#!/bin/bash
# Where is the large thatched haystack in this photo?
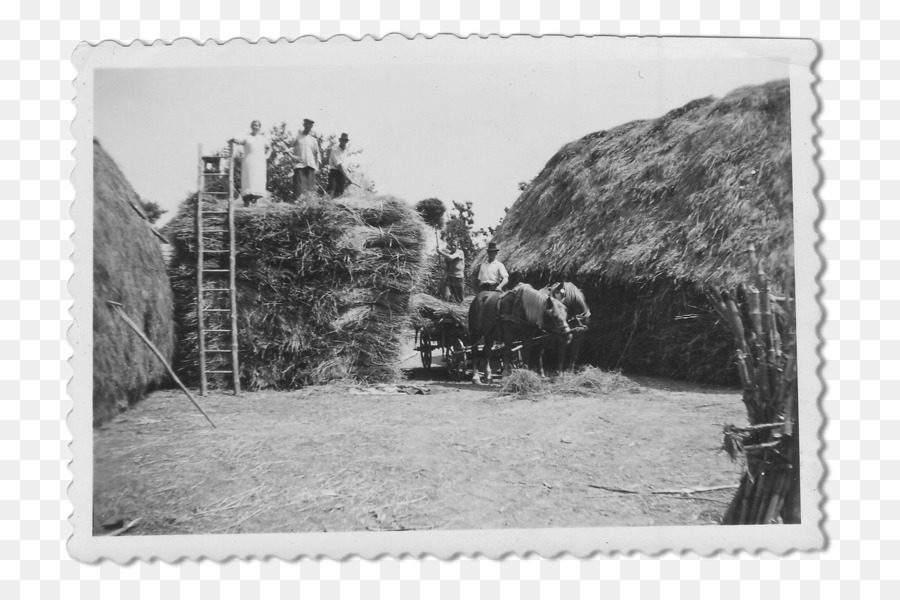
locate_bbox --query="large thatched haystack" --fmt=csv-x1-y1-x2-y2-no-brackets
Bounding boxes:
93,140,175,425
492,79,793,384
166,194,427,389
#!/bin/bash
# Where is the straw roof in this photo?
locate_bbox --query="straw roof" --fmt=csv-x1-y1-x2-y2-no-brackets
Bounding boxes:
93,140,175,425
494,79,793,290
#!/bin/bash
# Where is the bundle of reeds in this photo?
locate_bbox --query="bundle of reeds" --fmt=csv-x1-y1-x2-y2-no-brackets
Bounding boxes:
93,140,175,424
705,244,799,524
167,195,426,389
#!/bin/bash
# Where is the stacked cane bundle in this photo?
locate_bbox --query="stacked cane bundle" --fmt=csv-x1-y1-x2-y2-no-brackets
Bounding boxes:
705,244,799,525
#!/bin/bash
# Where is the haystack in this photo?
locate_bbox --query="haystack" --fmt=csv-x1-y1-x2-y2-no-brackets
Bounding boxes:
491,79,793,384
93,140,175,425
409,293,469,332
166,194,427,389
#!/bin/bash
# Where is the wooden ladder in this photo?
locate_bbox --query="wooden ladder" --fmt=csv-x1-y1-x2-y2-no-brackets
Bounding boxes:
195,142,240,395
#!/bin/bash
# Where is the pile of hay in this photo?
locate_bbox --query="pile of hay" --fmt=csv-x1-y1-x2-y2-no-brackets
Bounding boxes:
93,140,175,425
553,367,641,396
409,293,470,332
498,367,638,399
497,369,545,399
166,195,427,389
491,79,794,384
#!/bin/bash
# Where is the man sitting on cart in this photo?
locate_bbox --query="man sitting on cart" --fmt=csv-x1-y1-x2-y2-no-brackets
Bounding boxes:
475,241,509,293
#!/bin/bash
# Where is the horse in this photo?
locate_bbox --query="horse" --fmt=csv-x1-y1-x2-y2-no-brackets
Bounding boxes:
467,284,570,384
525,282,592,376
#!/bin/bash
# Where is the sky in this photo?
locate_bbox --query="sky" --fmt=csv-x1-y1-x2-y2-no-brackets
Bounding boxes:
93,38,788,229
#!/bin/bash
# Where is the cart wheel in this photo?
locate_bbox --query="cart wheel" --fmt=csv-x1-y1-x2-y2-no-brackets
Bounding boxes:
420,333,432,370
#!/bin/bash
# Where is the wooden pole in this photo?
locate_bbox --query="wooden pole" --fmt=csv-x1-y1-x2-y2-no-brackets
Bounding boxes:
107,301,216,428
196,144,207,396
227,141,241,395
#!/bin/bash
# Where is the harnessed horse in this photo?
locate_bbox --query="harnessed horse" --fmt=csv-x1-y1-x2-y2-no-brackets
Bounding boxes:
467,284,570,384
524,282,591,376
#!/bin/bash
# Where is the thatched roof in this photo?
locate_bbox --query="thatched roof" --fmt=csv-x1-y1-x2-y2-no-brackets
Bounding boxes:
493,79,793,289
93,140,175,425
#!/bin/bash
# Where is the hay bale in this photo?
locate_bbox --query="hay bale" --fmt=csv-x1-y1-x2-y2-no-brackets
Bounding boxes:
490,79,793,384
93,140,175,425
166,195,427,389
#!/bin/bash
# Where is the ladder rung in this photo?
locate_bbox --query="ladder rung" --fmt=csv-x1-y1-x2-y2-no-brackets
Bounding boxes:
206,370,235,374
202,269,230,273
204,308,231,312
202,210,229,215
205,349,232,353
206,329,231,332
203,250,230,254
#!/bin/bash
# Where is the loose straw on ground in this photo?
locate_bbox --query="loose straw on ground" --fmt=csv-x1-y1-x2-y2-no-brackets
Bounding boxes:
107,300,216,428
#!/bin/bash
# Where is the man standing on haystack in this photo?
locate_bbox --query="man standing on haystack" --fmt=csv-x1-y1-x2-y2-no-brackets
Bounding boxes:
475,241,509,292
326,133,352,198
291,118,320,201
437,239,465,302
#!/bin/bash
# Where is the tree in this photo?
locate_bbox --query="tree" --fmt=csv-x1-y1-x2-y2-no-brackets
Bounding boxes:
139,199,166,224
414,198,492,298
414,198,447,232
414,198,448,298
443,201,477,259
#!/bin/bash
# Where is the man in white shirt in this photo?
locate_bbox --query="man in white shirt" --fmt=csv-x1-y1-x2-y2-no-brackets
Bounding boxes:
291,118,320,201
437,239,465,302
476,242,509,293
326,133,351,198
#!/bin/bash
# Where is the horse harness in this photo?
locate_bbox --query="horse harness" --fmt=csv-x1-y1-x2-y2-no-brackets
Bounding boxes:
495,291,570,339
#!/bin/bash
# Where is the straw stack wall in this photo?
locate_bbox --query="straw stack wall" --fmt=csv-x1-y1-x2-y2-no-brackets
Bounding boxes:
93,140,175,424
166,194,427,389
490,79,794,384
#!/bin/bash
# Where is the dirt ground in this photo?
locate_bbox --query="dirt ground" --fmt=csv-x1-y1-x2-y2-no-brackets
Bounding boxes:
93,347,749,536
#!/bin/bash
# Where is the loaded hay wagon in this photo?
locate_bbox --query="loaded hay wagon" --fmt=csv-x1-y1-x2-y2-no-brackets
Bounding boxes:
410,289,571,382
410,293,470,380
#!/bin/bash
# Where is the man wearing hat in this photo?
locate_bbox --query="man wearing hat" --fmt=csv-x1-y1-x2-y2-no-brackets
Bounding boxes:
326,133,352,198
290,118,320,201
476,241,509,292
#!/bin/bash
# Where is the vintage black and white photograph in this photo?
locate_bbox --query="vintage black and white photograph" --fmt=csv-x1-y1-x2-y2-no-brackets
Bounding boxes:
69,36,821,560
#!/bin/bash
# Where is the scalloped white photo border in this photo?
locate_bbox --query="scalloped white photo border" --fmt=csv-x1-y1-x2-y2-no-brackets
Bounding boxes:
68,35,823,562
